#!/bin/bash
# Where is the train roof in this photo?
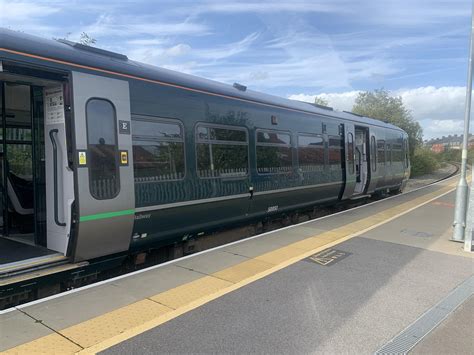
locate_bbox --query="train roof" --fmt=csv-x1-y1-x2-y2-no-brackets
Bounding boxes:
1,28,404,132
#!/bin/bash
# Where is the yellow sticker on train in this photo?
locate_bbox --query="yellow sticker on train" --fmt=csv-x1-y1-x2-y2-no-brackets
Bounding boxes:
121,151,128,165
78,151,87,165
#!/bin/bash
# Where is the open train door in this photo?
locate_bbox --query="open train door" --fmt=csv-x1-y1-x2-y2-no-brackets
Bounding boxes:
71,72,135,262
341,123,356,200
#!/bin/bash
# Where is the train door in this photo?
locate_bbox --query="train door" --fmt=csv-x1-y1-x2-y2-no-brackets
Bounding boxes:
71,72,135,262
366,132,378,193
353,126,369,195
341,123,356,200
0,82,41,242
0,75,71,271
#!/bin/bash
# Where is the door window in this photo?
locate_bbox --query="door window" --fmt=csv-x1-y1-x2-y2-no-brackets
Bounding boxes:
86,99,120,199
347,133,354,174
371,136,376,172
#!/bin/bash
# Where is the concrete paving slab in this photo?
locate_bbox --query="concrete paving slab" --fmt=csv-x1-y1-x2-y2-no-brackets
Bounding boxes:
20,283,144,330
411,295,474,355
255,226,326,247
109,264,205,300
0,310,52,351
102,236,472,355
175,250,249,275
363,191,473,258
222,235,290,258
306,178,456,233
10,265,203,338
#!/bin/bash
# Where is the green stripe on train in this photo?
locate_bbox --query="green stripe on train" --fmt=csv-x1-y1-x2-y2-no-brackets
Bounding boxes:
79,209,135,222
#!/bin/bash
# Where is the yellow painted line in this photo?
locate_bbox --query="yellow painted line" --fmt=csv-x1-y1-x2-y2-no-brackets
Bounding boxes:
213,258,274,283
150,276,233,309
4,180,457,355
61,300,172,349
3,333,82,354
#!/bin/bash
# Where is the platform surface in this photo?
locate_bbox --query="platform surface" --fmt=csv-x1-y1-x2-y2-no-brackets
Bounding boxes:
1,176,472,354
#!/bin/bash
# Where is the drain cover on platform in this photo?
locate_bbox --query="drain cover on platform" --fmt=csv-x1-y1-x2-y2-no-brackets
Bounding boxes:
306,248,351,266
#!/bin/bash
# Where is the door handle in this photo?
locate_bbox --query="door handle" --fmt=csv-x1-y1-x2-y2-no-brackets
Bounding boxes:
49,129,66,227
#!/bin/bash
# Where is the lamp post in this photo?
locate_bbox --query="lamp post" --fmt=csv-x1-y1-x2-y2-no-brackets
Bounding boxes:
453,1,474,242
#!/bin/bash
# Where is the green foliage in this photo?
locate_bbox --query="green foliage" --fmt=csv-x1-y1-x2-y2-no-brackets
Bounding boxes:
314,96,329,107
435,148,461,163
434,147,474,165
352,89,423,158
410,148,440,177
8,146,33,177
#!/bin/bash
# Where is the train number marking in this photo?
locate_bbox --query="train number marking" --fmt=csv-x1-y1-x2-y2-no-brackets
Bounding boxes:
267,205,279,213
119,120,131,134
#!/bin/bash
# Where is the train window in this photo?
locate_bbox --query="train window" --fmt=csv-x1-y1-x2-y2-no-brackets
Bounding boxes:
196,124,248,178
347,133,354,174
297,134,324,171
377,140,385,164
371,136,376,172
86,99,120,200
392,143,403,162
328,136,342,166
132,117,185,181
256,130,292,174
132,120,182,139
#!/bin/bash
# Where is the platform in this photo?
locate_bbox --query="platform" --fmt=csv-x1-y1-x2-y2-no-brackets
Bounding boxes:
1,175,472,354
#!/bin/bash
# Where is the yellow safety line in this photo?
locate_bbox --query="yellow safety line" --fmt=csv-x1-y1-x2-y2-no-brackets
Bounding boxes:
3,180,457,355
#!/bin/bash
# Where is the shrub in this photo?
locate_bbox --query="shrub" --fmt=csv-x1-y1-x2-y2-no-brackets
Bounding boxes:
411,148,440,177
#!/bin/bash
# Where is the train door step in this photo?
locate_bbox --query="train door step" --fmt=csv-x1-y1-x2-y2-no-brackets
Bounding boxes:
350,194,371,201
0,238,67,277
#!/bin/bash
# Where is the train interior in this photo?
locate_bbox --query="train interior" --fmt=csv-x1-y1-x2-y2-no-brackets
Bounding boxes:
0,71,68,276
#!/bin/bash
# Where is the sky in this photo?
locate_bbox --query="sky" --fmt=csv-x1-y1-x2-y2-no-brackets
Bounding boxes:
1,0,472,139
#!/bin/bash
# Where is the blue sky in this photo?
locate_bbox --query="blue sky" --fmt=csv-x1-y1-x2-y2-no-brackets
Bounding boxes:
1,0,472,138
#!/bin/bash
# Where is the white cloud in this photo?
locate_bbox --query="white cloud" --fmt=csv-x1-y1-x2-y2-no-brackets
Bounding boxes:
78,15,210,39
127,38,168,46
0,1,59,20
396,86,465,122
288,86,469,139
193,32,260,60
0,0,61,35
419,119,465,139
179,1,349,15
288,91,360,112
163,43,192,57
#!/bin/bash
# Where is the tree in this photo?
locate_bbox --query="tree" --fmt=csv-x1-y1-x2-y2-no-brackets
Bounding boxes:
314,96,329,107
352,89,422,157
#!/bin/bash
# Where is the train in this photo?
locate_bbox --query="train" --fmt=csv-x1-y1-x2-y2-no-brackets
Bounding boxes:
0,29,409,304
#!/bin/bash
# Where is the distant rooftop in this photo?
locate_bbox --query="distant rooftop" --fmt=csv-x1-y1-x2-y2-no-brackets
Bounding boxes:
425,133,473,145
